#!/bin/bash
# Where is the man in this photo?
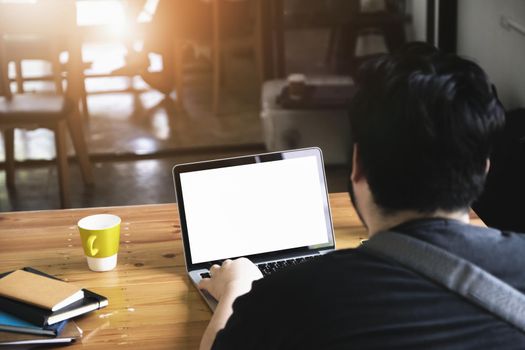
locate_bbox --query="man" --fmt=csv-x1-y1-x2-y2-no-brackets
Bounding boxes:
199,43,525,349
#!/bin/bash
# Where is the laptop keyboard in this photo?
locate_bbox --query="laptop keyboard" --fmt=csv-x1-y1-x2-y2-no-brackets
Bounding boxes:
257,256,318,276
200,255,318,279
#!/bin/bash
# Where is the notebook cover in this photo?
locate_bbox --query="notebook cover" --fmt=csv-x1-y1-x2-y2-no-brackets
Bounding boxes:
0,320,81,345
0,310,66,336
0,269,83,311
0,268,108,327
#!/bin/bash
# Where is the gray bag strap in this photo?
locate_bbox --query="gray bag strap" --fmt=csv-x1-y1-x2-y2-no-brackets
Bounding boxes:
362,231,525,333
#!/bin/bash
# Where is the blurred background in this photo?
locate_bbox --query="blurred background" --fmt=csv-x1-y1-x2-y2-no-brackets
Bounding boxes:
0,0,524,223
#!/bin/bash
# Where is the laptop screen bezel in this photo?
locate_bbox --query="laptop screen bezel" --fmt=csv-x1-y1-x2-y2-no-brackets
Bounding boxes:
172,147,336,270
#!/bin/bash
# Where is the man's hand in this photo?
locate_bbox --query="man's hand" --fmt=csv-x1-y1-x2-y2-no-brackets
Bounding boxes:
198,258,264,350
198,257,263,301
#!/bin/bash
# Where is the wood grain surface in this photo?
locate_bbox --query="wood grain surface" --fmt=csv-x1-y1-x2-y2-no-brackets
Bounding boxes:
0,193,483,349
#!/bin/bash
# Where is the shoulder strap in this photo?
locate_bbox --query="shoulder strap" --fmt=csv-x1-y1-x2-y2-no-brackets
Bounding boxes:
362,231,525,333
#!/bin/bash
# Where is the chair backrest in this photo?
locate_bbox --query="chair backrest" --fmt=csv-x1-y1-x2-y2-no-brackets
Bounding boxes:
0,0,81,99
0,31,10,98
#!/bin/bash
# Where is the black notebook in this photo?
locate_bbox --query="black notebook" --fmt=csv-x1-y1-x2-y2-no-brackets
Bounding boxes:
0,267,108,327
0,320,82,346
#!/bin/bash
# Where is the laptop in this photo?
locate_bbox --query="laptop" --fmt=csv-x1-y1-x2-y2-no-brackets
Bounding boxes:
172,147,335,310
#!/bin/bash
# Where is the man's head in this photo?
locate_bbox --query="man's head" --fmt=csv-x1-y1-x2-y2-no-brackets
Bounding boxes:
348,42,505,218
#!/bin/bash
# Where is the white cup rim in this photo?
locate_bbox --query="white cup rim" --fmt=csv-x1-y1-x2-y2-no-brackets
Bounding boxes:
78,214,121,231
287,73,306,83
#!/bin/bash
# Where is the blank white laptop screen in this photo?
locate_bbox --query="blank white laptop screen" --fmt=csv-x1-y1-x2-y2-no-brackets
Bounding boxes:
180,155,330,264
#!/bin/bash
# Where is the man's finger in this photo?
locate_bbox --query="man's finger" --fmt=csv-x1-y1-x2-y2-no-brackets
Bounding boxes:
198,277,210,290
210,264,220,275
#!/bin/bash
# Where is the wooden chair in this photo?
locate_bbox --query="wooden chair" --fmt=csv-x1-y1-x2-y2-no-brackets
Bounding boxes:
0,0,94,208
5,38,64,95
325,0,408,75
3,35,90,119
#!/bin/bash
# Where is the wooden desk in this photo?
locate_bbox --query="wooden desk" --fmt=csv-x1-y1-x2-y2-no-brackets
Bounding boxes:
0,193,483,348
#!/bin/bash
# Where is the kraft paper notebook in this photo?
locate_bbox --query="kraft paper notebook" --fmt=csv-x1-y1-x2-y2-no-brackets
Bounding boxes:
0,269,84,312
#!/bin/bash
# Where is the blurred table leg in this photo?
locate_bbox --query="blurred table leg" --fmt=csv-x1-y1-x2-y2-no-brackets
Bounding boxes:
260,0,285,80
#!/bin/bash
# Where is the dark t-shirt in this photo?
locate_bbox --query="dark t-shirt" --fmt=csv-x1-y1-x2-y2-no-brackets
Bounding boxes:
212,219,525,349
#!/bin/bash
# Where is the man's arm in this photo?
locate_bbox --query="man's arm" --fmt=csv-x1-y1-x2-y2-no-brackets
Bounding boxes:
198,258,263,350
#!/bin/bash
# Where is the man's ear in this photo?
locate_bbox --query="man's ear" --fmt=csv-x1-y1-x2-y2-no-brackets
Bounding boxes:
351,143,364,182
485,158,491,174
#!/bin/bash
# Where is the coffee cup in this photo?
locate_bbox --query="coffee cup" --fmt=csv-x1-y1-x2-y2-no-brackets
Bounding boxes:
78,214,121,272
287,73,306,100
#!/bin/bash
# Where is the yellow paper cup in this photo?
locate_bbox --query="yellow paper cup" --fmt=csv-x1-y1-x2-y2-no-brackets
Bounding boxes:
78,214,121,272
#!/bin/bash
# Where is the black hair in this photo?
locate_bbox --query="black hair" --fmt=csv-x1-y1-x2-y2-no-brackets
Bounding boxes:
348,42,505,214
